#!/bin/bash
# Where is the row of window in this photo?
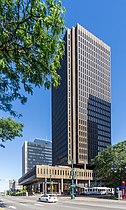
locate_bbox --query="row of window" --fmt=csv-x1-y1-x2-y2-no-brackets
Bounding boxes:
88,98,110,110
88,104,110,117
79,70,110,89
89,125,110,134
98,124,111,133
79,113,87,120
88,110,110,122
79,125,87,131
98,141,110,147
78,75,110,89
78,83,110,98
78,79,110,95
78,131,87,137
78,30,110,55
79,142,87,148
78,59,110,73
98,130,111,138
79,76,110,92
79,149,88,155
37,167,92,178
78,69,110,83
79,93,110,106
78,46,110,67
78,46,110,64
98,136,110,142
79,63,110,80
79,137,87,143
28,144,52,148
98,146,107,151
79,107,87,115
79,154,88,160
88,116,110,127
79,119,87,125
28,152,52,156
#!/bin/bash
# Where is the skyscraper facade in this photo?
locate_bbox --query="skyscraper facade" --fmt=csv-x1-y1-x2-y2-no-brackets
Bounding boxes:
52,24,111,168
22,139,52,175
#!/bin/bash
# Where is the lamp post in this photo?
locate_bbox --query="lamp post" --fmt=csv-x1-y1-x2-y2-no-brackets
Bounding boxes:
71,159,75,199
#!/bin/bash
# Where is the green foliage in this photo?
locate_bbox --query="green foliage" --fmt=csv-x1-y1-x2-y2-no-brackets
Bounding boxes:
16,186,27,195
92,140,126,187
0,0,65,147
9,190,14,196
0,117,23,147
0,0,65,114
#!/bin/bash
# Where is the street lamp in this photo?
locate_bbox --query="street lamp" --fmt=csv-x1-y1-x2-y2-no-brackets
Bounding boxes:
71,159,75,199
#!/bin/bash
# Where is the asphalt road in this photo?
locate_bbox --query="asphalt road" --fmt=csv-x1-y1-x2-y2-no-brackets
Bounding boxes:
0,195,126,210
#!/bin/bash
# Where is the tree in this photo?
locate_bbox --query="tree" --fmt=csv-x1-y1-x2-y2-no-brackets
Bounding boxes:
16,186,27,195
0,0,65,146
0,0,65,114
92,140,126,187
0,117,23,147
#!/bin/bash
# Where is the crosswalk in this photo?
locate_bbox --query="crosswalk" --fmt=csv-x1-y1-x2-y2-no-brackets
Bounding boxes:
8,206,16,209
34,203,44,207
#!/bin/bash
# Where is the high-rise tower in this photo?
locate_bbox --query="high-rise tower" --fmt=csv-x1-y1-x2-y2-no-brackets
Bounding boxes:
52,24,111,168
22,139,52,175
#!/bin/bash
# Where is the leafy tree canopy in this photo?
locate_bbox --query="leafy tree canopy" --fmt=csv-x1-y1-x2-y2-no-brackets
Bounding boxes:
0,117,23,147
0,0,65,115
92,140,126,187
0,0,65,147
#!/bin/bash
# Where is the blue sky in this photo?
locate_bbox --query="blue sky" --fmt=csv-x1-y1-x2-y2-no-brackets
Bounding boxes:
0,0,126,191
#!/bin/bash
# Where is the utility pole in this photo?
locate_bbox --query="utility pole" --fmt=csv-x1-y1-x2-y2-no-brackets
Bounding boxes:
71,159,75,199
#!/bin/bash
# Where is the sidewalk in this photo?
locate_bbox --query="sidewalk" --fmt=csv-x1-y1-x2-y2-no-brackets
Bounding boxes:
59,195,126,203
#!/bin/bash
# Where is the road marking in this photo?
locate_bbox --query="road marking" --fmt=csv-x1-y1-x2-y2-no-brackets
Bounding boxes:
9,206,16,209
34,203,44,207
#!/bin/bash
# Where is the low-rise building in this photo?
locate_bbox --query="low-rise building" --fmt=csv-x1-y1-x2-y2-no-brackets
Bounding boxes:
19,165,93,195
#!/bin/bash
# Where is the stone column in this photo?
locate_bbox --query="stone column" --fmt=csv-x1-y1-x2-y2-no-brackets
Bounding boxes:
58,182,61,194
88,180,90,187
42,182,45,194
45,178,47,194
61,178,63,193
38,183,40,193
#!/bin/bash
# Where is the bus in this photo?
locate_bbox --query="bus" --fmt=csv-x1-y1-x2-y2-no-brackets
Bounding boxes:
82,187,114,195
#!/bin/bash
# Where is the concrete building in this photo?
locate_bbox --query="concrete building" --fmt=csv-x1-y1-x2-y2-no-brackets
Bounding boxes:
22,139,52,175
19,165,93,194
9,180,23,192
52,24,111,167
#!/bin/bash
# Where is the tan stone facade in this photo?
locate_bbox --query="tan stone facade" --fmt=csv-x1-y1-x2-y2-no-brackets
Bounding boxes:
19,165,93,194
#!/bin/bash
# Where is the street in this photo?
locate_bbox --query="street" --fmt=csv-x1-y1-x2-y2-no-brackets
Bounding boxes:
0,195,126,210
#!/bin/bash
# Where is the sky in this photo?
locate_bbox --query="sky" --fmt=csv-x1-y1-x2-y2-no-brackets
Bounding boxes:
1,0,126,191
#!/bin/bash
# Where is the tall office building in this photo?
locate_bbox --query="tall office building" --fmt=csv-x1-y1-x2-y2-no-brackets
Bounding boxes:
22,139,52,175
52,24,111,168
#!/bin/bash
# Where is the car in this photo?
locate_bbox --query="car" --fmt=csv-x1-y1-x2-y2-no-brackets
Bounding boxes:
39,194,58,203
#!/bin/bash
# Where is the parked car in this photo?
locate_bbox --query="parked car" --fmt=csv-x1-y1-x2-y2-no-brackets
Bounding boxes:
39,194,58,203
